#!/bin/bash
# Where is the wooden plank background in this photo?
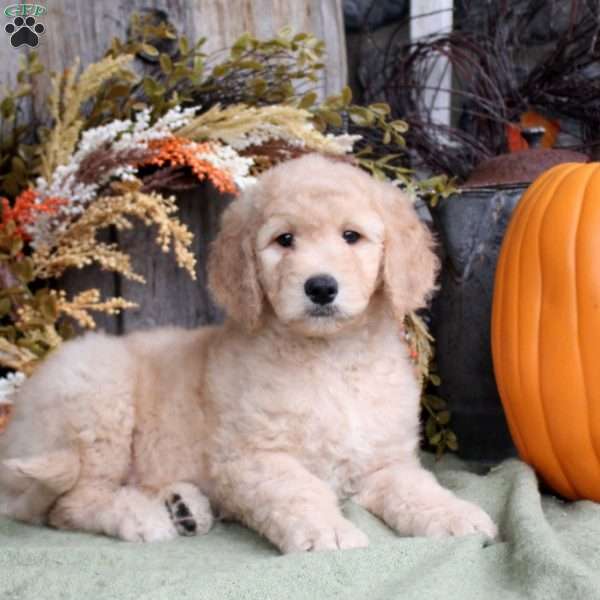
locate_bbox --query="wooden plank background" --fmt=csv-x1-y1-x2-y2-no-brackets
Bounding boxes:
118,185,230,332
0,1,346,101
59,186,230,334
0,0,347,333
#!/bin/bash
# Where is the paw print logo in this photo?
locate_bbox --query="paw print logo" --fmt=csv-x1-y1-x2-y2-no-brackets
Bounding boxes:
5,16,45,48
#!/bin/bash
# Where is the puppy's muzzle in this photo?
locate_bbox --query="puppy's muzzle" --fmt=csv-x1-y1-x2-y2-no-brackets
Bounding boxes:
304,274,338,306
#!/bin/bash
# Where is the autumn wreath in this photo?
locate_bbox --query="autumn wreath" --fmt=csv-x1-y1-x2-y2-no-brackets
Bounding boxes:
0,21,454,454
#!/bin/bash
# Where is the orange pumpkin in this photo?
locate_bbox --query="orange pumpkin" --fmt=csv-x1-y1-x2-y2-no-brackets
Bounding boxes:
492,162,600,501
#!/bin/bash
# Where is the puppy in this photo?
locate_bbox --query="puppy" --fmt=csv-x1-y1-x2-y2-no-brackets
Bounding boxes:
0,154,497,550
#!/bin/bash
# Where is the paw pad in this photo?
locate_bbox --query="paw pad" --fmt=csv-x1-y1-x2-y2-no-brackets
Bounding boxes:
5,16,44,48
165,493,197,536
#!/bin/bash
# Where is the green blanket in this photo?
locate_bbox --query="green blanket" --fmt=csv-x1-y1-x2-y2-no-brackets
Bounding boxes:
1,456,600,600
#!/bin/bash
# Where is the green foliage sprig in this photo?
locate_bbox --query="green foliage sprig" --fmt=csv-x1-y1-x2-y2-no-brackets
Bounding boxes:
0,52,44,198
423,389,458,457
404,312,457,457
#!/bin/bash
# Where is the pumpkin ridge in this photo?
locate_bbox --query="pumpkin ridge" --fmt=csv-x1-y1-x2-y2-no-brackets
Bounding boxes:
492,229,527,459
503,164,579,496
493,169,561,460
522,166,580,496
573,165,600,496
536,165,593,498
493,169,559,463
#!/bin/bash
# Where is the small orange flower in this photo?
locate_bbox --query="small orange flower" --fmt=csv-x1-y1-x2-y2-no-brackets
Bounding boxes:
1,189,67,240
144,137,237,195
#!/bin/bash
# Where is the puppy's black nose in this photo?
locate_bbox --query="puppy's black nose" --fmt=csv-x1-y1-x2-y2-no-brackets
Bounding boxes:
304,275,338,305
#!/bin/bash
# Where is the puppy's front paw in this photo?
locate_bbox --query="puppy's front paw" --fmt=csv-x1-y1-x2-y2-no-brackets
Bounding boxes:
163,482,214,537
282,517,369,554
409,498,497,539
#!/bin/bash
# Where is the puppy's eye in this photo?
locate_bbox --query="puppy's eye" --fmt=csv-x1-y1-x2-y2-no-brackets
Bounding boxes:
275,233,294,248
342,230,361,244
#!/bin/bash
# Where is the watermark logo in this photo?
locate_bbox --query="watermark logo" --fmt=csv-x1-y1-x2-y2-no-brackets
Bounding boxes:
4,4,46,48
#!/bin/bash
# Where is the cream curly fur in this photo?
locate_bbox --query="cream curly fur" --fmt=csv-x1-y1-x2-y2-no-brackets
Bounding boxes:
0,155,497,551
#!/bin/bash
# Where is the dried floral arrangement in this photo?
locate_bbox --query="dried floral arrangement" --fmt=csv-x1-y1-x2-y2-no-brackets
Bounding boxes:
358,0,600,181
0,20,454,454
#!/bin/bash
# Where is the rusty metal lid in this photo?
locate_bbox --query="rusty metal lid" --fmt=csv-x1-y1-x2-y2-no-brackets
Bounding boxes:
463,149,589,188
463,128,589,188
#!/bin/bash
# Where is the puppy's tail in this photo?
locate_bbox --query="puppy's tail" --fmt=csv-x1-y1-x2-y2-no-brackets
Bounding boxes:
0,449,80,524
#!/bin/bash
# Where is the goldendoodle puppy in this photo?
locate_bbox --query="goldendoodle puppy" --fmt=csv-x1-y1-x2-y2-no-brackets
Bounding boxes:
0,154,497,551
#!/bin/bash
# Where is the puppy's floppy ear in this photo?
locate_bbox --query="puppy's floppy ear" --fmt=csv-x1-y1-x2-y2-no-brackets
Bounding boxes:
208,193,264,330
376,182,439,321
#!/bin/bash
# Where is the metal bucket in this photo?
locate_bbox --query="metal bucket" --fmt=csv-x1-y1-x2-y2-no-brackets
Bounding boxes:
430,185,526,461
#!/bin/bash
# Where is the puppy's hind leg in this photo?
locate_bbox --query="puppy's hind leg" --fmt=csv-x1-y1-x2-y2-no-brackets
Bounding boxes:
48,432,179,542
49,480,179,542
0,449,80,524
50,480,214,542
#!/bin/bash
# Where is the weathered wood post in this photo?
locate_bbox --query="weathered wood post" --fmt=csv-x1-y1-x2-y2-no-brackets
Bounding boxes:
0,1,347,333
410,0,454,134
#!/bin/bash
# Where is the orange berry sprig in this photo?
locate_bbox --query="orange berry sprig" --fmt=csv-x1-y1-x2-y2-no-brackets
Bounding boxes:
144,137,238,195
1,189,67,240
